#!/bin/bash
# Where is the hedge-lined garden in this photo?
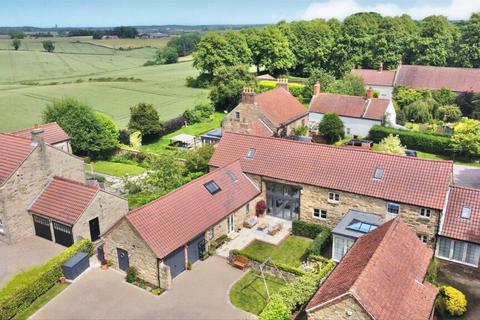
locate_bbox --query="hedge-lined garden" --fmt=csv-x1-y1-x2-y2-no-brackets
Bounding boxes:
0,239,93,320
292,220,332,256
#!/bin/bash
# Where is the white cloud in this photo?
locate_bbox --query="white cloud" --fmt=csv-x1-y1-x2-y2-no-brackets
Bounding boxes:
303,0,480,21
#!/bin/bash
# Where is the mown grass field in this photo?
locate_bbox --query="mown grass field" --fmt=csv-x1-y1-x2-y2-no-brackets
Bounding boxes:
74,36,169,49
0,38,205,132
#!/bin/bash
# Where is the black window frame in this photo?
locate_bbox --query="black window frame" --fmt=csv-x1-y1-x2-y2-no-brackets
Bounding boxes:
204,181,221,195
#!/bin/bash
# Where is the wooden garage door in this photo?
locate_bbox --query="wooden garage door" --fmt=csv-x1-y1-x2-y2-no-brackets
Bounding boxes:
164,247,185,279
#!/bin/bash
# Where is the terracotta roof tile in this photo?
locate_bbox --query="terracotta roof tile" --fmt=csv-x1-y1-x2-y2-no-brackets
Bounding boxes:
209,133,452,209
30,176,99,225
309,93,390,121
441,185,480,244
396,65,480,92
307,219,437,320
11,122,70,145
0,134,35,184
127,161,260,258
255,87,307,125
351,69,396,86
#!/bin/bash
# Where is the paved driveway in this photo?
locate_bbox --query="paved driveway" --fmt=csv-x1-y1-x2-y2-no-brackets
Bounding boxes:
0,236,63,288
32,256,255,320
453,165,480,189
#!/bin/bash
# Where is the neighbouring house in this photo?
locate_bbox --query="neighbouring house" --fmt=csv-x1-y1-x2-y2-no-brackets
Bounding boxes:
306,218,438,320
436,185,480,271
11,122,72,153
222,79,309,137
308,84,396,137
352,63,480,95
209,132,453,247
200,128,223,145
331,210,382,262
102,160,261,289
0,128,127,246
351,63,396,99
256,74,276,81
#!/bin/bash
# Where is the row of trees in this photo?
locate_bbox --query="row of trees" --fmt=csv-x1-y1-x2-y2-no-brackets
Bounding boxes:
193,12,480,79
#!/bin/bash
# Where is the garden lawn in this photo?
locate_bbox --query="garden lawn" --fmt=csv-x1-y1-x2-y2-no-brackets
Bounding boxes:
15,283,68,320
230,271,288,315
242,236,312,267
92,161,146,177
142,112,224,154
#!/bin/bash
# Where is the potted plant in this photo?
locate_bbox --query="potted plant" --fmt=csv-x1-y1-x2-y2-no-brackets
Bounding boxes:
101,259,109,270
256,200,267,217
187,261,192,270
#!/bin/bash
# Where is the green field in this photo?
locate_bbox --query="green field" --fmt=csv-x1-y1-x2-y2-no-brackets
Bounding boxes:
0,38,206,132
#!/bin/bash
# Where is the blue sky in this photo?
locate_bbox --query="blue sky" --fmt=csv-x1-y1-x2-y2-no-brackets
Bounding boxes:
1,0,478,27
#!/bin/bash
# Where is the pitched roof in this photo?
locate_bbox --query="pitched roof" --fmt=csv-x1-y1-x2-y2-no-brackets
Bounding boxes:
209,133,452,209
351,69,396,86
248,119,273,137
256,74,276,81
255,87,307,125
11,122,70,145
307,219,437,320
309,93,390,121
0,134,35,185
396,65,480,92
126,161,260,259
440,185,480,244
30,176,99,225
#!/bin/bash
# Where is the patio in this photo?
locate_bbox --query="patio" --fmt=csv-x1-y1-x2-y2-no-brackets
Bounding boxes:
216,215,292,258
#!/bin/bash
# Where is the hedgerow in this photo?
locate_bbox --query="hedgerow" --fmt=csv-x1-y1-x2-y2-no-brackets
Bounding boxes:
292,220,325,239
230,249,306,276
306,228,332,256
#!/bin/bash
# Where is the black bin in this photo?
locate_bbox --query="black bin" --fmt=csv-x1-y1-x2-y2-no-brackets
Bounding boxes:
61,252,90,280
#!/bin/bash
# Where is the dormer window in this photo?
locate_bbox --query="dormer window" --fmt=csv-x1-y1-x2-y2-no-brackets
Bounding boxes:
373,167,384,180
246,148,256,160
461,206,471,219
204,181,221,195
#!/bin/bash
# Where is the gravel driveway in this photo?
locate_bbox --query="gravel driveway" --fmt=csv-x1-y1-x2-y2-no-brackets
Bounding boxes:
32,256,255,320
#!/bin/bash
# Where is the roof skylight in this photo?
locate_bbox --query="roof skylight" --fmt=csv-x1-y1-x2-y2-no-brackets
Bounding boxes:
347,219,378,233
246,148,256,160
461,206,471,219
204,181,221,195
373,167,384,180
226,171,238,182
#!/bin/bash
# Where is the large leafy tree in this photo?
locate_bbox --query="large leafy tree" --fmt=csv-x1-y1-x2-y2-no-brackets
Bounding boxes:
42,97,118,156
209,64,255,111
455,13,480,67
42,40,55,52
318,112,345,144
451,118,480,158
257,26,295,76
167,32,201,57
378,134,406,155
128,103,163,138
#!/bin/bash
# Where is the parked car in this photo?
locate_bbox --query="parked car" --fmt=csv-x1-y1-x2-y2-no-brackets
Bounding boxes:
405,149,417,157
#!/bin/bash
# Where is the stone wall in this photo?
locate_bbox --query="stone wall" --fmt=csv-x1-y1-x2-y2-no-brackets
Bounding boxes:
281,114,309,136
103,218,159,286
308,296,370,320
72,190,128,242
0,145,84,244
222,103,265,134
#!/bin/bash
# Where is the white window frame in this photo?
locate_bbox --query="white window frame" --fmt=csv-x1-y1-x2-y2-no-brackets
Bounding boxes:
313,209,327,220
436,237,480,267
418,234,428,244
374,167,384,180
245,203,250,213
420,208,431,219
328,192,340,203
387,202,400,215
461,206,472,219
207,227,214,240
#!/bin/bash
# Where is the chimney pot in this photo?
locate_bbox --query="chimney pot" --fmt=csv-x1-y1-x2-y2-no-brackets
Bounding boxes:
313,82,321,96
367,87,374,99
379,62,383,72
276,77,289,91
31,126,45,149
242,87,256,104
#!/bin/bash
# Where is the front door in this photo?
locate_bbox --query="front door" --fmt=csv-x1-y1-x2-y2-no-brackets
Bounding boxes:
117,248,129,271
33,215,52,241
227,214,235,233
52,221,74,247
89,217,100,241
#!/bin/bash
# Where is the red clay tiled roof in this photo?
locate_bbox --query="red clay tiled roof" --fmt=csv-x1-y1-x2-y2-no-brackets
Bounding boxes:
0,134,35,184
396,65,480,92
441,185,480,244
309,93,390,121
127,161,260,259
248,119,273,137
30,176,99,225
209,133,452,209
307,219,437,320
255,87,308,125
11,122,70,145
351,69,396,86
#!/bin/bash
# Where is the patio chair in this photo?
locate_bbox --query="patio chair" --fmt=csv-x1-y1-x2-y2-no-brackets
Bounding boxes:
243,216,258,229
267,223,282,236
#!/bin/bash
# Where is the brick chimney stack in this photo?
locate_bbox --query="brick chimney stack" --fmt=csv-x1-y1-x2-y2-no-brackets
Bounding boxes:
367,87,374,99
276,78,289,91
379,62,383,72
31,124,45,150
313,82,321,96
242,87,256,104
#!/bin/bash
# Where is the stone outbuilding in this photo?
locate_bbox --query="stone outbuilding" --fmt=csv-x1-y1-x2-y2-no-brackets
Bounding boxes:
102,160,260,289
11,122,72,153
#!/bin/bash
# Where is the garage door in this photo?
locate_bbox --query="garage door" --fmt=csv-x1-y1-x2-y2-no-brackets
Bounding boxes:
187,235,205,264
52,221,74,247
33,214,52,241
164,247,185,279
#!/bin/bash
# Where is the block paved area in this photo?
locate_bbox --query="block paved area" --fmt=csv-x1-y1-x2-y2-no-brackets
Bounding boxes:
32,255,255,320
0,236,64,288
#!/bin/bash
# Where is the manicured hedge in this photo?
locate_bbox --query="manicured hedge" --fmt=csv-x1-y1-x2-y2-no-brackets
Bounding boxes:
292,220,325,239
257,80,306,103
162,115,186,136
306,228,332,256
231,249,306,276
0,239,94,320
369,125,452,156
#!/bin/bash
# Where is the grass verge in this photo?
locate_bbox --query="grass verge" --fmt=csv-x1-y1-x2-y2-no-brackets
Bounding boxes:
229,271,288,315
241,236,312,268
92,161,146,177
15,283,68,320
